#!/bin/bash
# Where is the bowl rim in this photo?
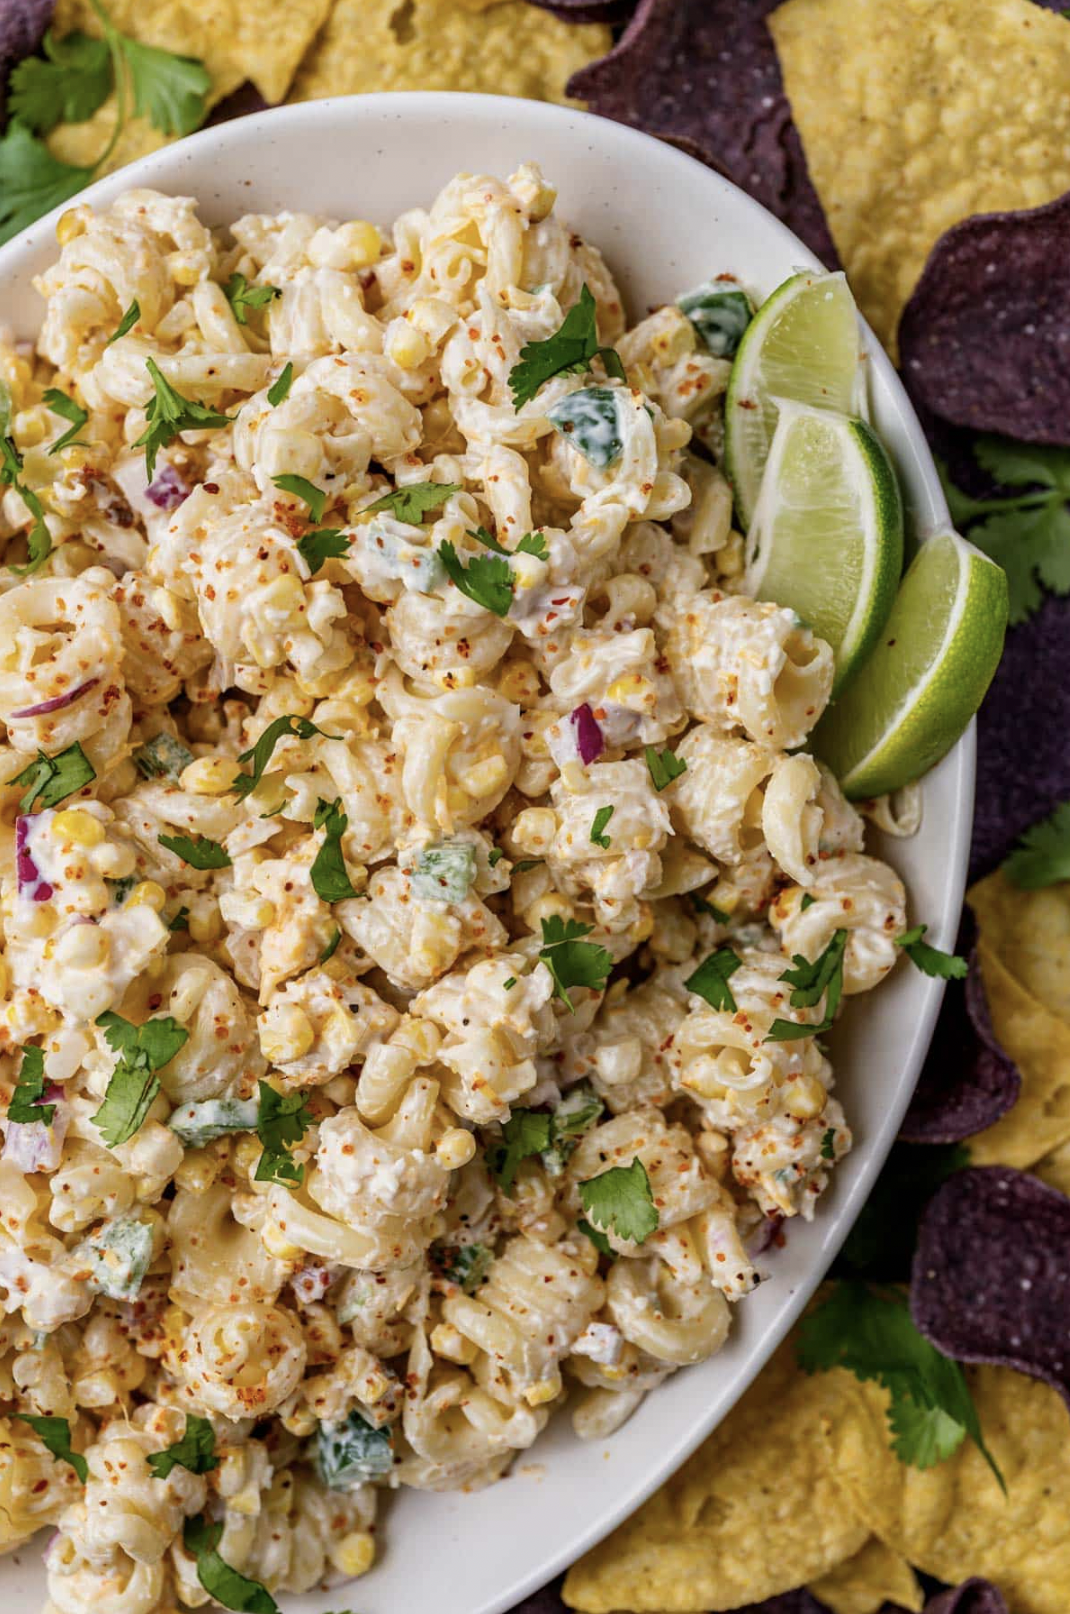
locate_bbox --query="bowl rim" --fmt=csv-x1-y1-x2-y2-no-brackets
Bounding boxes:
0,92,975,1613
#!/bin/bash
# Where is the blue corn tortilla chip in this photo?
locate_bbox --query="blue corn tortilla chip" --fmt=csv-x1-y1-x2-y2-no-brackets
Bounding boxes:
0,0,53,127
527,0,634,20
206,82,271,125
911,1165,1070,1409
507,1584,568,1613
926,1581,1009,1614
899,942,1021,1144
972,595,1070,878
566,0,838,264
899,191,1070,445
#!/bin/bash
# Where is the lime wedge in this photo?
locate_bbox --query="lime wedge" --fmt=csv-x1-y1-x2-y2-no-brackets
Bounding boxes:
813,530,1008,799
725,270,863,530
744,401,904,694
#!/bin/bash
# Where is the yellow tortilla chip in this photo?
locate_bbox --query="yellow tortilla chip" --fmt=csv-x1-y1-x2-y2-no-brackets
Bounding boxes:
1034,1136,1070,1197
769,0,1070,353
823,1364,1070,1614
289,0,611,104
970,870,1070,1026
47,107,169,178
809,1536,923,1614
965,941,1070,1168
561,1342,868,1613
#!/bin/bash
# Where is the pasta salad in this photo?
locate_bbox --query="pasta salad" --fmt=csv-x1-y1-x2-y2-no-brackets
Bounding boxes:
0,163,919,1613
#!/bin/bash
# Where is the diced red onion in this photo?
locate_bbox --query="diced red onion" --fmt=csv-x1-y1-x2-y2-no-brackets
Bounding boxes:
569,703,604,765
747,1213,784,1257
11,678,99,720
145,464,191,511
15,816,53,902
4,1091,67,1172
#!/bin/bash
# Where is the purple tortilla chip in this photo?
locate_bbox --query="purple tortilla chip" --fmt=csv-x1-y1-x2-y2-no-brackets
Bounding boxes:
567,0,838,264
971,594,1070,878
899,945,1021,1143
507,1583,567,1613
527,0,635,20
912,1166,1070,1409
926,1582,1009,1614
0,0,53,127
205,82,272,125
734,1596,832,1614
899,190,1070,444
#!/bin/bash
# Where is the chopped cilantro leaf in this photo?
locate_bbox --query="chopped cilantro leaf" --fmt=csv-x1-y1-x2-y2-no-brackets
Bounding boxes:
9,30,112,133
766,929,848,1041
119,35,211,137
91,1012,188,1148
538,914,613,1010
644,745,687,791
820,1127,836,1161
298,527,348,575
438,541,513,616
8,1044,54,1125
272,473,327,523
365,480,461,523
684,947,742,1012
320,928,341,964
895,925,969,980
488,848,504,868
590,805,614,848
502,976,516,990
107,299,140,344
234,714,328,799
14,742,94,813
168,906,190,932
511,858,542,874
42,388,88,454
148,1415,218,1479
224,273,280,325
254,1081,313,1188
508,285,626,409
135,358,231,480
486,1109,552,1194
15,1415,86,1482
267,361,293,406
183,1514,278,1614
579,1157,658,1246
158,832,231,870
1002,801,1070,890
310,798,357,902
690,892,730,924
468,525,549,560
577,1217,615,1258
0,124,92,248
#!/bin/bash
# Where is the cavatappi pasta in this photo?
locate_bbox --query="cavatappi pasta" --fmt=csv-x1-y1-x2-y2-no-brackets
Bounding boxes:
0,164,916,1611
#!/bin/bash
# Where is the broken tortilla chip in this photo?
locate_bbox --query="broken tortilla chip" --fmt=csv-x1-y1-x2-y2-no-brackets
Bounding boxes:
0,0,52,127
289,0,610,105
808,1535,923,1614
822,1364,1070,1614
769,0,1070,353
561,1342,868,1613
970,872,1070,1025
927,1585,1010,1614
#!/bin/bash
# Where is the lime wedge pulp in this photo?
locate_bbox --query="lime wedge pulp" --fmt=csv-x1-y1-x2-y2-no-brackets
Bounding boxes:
744,401,904,694
725,270,863,531
813,530,1008,799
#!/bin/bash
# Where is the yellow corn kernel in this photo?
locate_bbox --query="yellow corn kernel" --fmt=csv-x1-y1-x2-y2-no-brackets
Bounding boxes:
55,208,87,246
629,904,654,944
54,924,109,971
457,753,509,798
526,179,557,222
170,257,202,287
436,666,477,691
337,220,382,268
259,1003,316,1064
497,660,540,704
681,1064,728,1103
261,1217,303,1261
444,785,471,819
0,957,10,999
511,806,556,856
408,297,455,343
430,1322,478,1365
400,1017,442,1063
782,1073,828,1121
527,892,573,929
259,575,305,615
188,903,223,945
126,880,166,912
329,1530,376,1580
436,1128,476,1170
388,323,430,370
174,1147,224,1194
179,756,242,796
523,1373,562,1408
13,410,46,448
558,760,586,794
51,808,104,847
606,672,655,711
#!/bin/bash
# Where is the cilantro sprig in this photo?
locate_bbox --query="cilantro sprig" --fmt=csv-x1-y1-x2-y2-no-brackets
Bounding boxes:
0,3,210,247
939,437,1070,624
148,1415,218,1479
438,541,513,616
766,929,848,1042
538,915,613,1010
225,273,280,326
8,1044,54,1125
1002,801,1070,889
508,285,625,410
272,474,327,523
298,527,348,575
896,925,969,979
107,299,140,344
1,430,52,574
183,1514,278,1614
15,1414,87,1482
14,741,95,813
92,1011,189,1148
136,359,231,480
798,1282,1004,1487
365,480,462,523
43,389,88,454
487,1088,604,1194
684,947,743,1013
579,1157,659,1246
234,715,329,800
254,1081,313,1188
468,525,549,561
310,798,357,902
158,832,232,870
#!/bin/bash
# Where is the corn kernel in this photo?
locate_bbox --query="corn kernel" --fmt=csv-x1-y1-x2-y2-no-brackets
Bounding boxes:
457,753,509,798
52,809,104,847
497,660,540,704
179,756,242,796
430,1322,478,1365
259,1002,316,1064
629,904,654,944
55,208,87,246
436,1128,476,1170
258,575,305,616
170,257,202,287
0,958,10,998
188,903,223,945
55,924,109,970
511,807,556,855
329,1530,376,1580
527,892,573,928
262,1217,303,1261
126,881,166,912
174,1147,224,1193
279,1400,317,1437
606,673,656,711
400,1017,442,1063
336,220,382,268
388,323,430,370
435,666,477,691
408,297,456,343
523,1373,562,1407
13,410,45,448
782,1074,828,1121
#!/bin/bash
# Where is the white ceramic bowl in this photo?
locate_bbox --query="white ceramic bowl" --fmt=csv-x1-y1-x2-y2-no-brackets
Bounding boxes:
0,92,973,1614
